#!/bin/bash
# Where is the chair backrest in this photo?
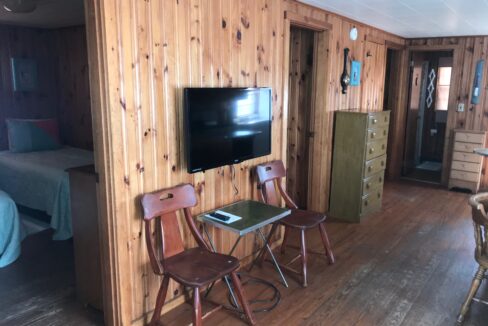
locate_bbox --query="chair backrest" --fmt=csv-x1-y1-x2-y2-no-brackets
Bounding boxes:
141,184,209,275
469,193,488,262
256,160,298,209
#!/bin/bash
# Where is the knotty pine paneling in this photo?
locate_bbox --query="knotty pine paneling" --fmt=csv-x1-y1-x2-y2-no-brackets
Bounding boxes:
93,0,405,323
0,25,58,150
55,26,93,150
406,37,488,188
0,24,92,151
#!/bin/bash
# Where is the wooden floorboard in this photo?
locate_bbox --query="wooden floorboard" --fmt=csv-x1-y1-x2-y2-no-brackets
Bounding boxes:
2,181,488,325
0,230,103,326
158,181,488,325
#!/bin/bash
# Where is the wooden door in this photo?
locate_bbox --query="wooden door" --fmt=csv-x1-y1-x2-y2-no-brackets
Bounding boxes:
403,53,425,174
286,27,314,209
361,41,387,110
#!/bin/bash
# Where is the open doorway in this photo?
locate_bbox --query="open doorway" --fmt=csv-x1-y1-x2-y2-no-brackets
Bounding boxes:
402,50,453,184
286,26,315,209
0,1,103,324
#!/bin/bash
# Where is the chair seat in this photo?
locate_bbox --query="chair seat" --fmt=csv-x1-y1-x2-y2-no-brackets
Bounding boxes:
164,247,240,287
280,209,326,229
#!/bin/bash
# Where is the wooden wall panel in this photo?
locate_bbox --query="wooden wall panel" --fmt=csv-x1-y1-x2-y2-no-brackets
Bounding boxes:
93,0,405,323
55,26,93,150
283,0,404,213
0,24,92,151
0,25,58,150
391,37,488,188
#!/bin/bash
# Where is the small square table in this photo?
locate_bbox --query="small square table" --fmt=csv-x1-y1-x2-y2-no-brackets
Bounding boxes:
197,200,290,306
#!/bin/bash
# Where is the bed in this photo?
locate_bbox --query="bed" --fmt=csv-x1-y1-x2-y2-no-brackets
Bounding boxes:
0,190,24,268
0,147,94,240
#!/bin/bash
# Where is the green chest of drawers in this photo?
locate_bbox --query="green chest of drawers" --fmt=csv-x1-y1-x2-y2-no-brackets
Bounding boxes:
329,111,390,222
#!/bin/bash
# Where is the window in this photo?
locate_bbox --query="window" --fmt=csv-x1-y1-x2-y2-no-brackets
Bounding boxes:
435,66,452,111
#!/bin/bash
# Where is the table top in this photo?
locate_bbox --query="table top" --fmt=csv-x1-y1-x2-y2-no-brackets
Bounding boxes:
197,200,291,236
474,148,488,157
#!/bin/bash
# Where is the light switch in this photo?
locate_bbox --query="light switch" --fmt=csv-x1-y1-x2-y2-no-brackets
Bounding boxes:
457,103,465,112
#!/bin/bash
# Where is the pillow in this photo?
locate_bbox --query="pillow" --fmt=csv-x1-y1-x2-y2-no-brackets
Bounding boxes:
6,118,62,153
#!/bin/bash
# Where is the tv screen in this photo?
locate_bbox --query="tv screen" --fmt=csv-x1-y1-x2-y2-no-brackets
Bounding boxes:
184,87,272,173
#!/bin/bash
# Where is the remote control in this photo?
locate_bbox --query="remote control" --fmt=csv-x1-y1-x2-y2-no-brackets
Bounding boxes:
209,211,230,221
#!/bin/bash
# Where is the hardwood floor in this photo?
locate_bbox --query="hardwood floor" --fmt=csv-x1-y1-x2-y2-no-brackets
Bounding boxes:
2,181,487,325
0,230,103,326
158,181,488,325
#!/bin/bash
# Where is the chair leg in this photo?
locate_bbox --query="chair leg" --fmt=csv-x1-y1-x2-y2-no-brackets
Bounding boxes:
319,222,335,264
150,275,170,326
300,229,308,287
457,266,486,324
193,287,202,326
230,272,256,325
281,226,290,254
257,223,278,266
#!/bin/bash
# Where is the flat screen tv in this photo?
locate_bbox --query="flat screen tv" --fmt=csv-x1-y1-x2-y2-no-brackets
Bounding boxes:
184,87,272,173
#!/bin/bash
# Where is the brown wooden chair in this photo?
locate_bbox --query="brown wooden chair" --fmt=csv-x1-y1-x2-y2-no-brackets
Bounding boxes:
256,160,335,287
457,192,488,324
141,184,256,326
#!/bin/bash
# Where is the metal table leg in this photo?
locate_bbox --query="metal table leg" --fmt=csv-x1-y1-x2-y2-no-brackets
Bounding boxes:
257,228,289,288
202,223,240,308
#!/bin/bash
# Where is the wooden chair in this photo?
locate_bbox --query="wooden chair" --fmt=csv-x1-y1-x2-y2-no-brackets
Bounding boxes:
256,160,335,287
457,192,488,324
141,184,256,326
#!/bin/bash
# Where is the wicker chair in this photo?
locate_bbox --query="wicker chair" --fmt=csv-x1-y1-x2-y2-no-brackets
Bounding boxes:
457,192,488,324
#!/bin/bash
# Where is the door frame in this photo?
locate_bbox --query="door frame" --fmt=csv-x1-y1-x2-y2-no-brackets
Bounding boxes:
401,44,461,185
282,11,332,212
84,1,123,325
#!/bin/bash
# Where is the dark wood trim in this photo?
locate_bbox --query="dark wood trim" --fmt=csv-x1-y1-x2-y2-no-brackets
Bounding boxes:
386,40,406,50
284,11,333,31
365,34,386,45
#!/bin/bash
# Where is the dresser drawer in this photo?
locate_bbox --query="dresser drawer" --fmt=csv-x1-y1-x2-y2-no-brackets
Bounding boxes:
361,187,383,216
455,132,485,144
362,171,385,196
365,139,387,161
454,142,480,153
453,151,482,163
364,155,386,178
451,161,481,173
368,112,389,128
450,170,479,182
367,126,389,141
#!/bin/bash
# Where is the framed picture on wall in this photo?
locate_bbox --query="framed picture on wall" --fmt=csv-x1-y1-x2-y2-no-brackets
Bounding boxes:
350,60,361,86
11,58,38,92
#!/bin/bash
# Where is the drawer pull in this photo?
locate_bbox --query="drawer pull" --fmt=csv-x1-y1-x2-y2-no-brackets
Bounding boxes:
379,177,383,182
383,130,387,136
372,132,377,138
377,193,381,198
381,161,385,167
370,148,375,153
364,200,369,206
368,166,372,172
382,144,386,150
373,119,378,124
366,183,371,189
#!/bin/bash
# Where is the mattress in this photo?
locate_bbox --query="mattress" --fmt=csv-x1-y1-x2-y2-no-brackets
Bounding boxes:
0,147,94,240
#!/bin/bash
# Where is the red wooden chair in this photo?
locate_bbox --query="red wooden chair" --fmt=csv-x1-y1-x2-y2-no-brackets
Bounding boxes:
256,160,335,287
141,184,256,326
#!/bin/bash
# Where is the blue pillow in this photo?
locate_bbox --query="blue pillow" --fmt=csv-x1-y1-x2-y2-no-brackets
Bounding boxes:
6,119,62,153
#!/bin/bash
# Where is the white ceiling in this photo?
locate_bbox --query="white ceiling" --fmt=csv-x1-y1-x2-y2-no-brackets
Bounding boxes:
300,0,488,38
0,0,84,29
